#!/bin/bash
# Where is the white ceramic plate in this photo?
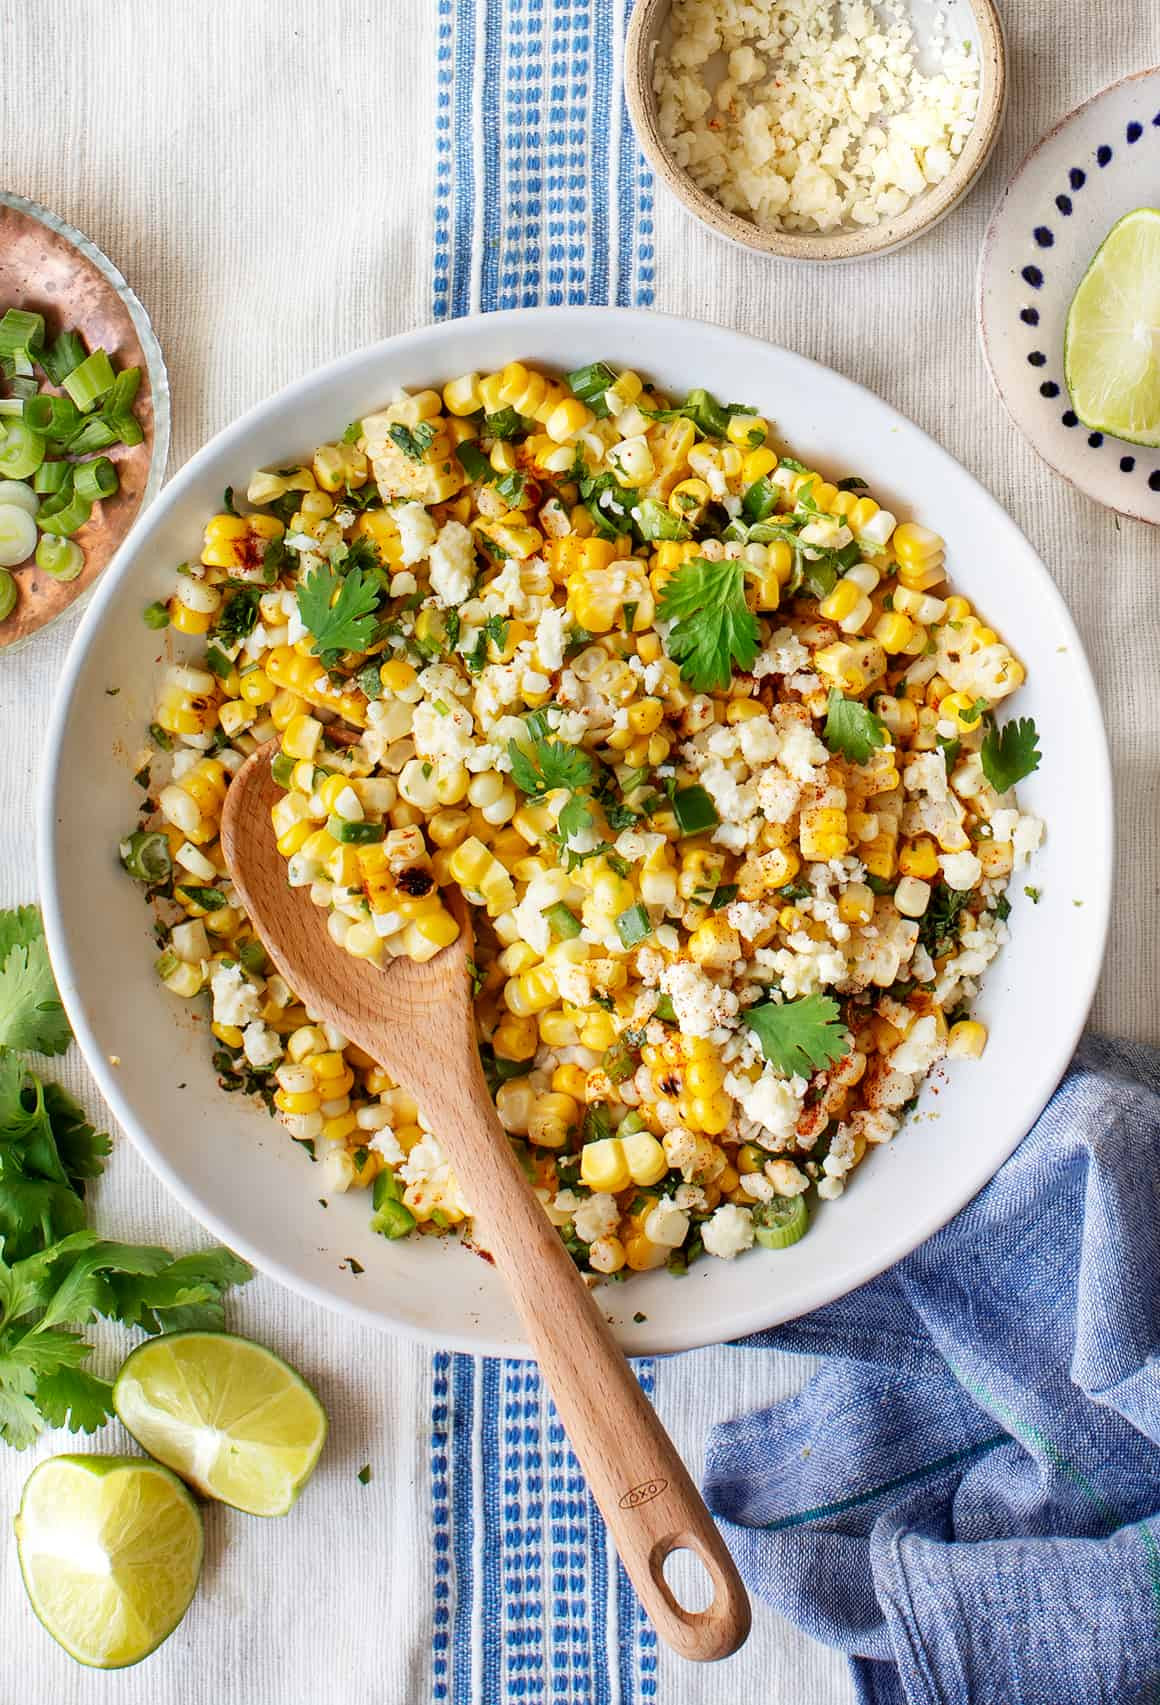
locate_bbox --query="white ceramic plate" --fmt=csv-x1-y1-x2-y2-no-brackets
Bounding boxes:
978,67,1160,525
40,308,1112,1357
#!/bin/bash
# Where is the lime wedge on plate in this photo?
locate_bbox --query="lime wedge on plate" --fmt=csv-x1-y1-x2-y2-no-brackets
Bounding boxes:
1064,207,1160,446
14,1455,203,1668
113,1331,328,1517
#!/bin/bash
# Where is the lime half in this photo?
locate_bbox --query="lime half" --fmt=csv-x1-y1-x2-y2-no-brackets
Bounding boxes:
1064,207,1160,446
15,1455,203,1668
113,1331,328,1517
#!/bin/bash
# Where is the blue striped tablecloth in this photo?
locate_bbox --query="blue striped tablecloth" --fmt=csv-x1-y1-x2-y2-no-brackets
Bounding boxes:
430,6,662,1697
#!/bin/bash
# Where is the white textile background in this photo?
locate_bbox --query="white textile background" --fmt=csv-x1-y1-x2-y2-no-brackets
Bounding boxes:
1,2,1158,1702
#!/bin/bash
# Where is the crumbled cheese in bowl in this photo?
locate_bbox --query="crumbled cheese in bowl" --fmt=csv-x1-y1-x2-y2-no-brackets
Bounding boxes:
653,0,981,236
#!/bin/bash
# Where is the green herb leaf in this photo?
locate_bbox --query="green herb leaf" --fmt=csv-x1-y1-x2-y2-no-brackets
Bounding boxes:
0,912,70,1057
212,586,262,647
387,421,437,462
980,716,1041,794
33,1367,115,1434
742,995,850,1077
297,559,380,657
658,558,758,692
823,690,888,765
507,738,593,800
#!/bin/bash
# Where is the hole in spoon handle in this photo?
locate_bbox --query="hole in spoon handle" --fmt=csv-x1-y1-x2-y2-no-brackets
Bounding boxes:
641,1526,751,1661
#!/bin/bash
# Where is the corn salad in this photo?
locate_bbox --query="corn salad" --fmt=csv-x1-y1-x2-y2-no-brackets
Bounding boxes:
121,360,1044,1278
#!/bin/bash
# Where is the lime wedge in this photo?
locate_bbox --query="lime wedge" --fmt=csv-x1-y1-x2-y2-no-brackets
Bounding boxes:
1064,207,1160,446
15,1455,203,1668
113,1331,328,1517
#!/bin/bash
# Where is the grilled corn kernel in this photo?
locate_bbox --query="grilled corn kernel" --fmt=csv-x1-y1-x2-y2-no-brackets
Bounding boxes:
947,1020,987,1059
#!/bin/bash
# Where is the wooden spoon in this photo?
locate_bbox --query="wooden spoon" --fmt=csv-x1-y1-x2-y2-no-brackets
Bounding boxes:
221,745,751,1662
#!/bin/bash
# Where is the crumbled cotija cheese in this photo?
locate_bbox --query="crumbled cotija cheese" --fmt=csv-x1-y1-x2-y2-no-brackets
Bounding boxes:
654,0,980,234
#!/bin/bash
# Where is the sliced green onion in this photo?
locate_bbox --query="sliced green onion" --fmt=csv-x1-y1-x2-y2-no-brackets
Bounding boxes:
175,884,227,911
631,497,689,542
102,366,141,415
155,949,180,981
108,411,144,448
0,479,39,516
545,901,582,940
618,1110,645,1135
566,361,617,418
142,599,170,629
35,534,84,581
39,329,86,386
326,816,385,844
66,416,119,455
0,504,37,566
0,399,24,418
371,1170,417,1239
33,459,70,494
672,785,719,836
753,1194,809,1250
0,309,45,360
271,752,296,788
73,457,118,502
601,1039,637,1084
653,993,677,1024
23,393,81,439
8,375,38,402
36,491,93,537
742,476,779,522
119,830,172,884
0,421,46,480
372,1194,416,1240
455,440,491,482
0,569,15,623
238,938,268,975
61,347,115,411
615,902,653,949
357,661,384,700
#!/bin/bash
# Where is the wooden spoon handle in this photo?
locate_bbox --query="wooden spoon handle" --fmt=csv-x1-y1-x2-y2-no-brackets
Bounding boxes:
417,1066,751,1663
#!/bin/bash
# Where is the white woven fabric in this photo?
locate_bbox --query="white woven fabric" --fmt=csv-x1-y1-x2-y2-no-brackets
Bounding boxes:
2,1,1157,1701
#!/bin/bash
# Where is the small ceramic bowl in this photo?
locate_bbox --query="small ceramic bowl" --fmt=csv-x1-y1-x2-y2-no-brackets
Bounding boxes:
977,66,1160,526
625,0,1007,262
0,192,169,653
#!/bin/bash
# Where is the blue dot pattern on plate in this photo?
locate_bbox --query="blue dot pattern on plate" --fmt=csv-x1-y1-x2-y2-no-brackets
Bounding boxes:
1018,115,1160,496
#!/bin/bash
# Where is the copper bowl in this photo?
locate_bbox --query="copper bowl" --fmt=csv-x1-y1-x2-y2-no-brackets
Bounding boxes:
0,192,169,652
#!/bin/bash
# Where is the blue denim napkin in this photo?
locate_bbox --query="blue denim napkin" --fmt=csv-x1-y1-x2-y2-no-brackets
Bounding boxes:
704,1035,1160,1705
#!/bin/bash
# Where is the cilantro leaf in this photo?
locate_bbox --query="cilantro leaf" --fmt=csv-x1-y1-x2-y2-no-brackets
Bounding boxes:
657,558,758,692
387,421,437,462
556,794,594,845
296,559,380,657
0,908,42,968
980,716,1041,794
212,585,262,647
507,738,593,800
743,995,850,1077
0,912,70,1057
108,1246,253,1334
823,691,888,765
34,1368,115,1434
0,1372,42,1448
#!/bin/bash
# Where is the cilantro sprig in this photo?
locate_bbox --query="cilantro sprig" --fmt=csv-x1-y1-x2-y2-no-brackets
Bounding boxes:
823,691,888,765
507,733,599,850
657,557,758,692
980,716,1041,794
296,558,381,659
0,906,251,1448
742,994,850,1078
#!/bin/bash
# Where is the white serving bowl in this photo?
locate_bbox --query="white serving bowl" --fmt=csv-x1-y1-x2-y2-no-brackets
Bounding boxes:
40,308,1111,1357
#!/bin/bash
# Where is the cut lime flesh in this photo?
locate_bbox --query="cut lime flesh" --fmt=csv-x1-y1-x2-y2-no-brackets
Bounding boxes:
113,1330,328,1517
1064,207,1160,447
14,1455,203,1669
